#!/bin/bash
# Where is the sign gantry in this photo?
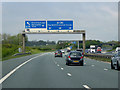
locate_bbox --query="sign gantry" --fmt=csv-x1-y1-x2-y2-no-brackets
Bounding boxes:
22,20,86,53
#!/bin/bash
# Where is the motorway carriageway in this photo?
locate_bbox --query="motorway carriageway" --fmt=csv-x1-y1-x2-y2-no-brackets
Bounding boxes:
1,52,118,89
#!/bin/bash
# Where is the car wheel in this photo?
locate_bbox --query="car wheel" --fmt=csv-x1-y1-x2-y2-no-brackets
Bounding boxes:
66,61,69,65
66,62,68,65
117,61,120,70
68,63,70,66
80,60,84,66
111,60,115,69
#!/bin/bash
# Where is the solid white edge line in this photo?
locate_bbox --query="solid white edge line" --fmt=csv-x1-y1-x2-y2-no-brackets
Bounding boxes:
83,85,91,89
0,53,49,84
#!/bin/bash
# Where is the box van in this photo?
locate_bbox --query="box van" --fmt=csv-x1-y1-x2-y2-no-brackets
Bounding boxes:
90,45,96,53
115,47,120,53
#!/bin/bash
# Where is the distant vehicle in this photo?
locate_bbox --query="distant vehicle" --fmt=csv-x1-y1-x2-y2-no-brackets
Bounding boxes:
65,51,84,66
67,49,71,52
76,49,84,55
55,50,62,57
111,52,120,70
67,47,71,52
115,47,120,53
88,49,90,53
61,50,65,53
76,49,83,52
90,45,96,53
97,47,102,53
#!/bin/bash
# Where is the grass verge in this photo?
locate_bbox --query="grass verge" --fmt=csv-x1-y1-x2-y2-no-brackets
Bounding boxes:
106,49,115,52
2,49,56,61
85,56,111,63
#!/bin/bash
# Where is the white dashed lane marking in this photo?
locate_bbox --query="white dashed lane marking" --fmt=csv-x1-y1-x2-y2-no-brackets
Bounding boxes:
57,64,60,66
104,68,108,71
67,73,72,77
91,65,95,67
61,68,64,70
83,85,91,89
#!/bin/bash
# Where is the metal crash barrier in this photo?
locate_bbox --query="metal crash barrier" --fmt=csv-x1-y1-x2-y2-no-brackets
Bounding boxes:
84,53,113,59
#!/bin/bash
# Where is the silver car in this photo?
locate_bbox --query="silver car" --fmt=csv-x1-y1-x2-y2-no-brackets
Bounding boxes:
111,52,120,70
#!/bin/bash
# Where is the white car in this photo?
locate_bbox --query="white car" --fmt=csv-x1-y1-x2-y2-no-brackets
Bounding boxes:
61,50,65,53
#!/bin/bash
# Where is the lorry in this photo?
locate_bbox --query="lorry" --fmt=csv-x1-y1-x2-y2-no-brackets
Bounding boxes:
115,47,120,53
90,45,96,53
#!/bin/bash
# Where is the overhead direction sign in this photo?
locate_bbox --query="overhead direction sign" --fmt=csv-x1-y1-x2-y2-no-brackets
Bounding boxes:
25,21,46,29
24,20,73,32
47,20,73,30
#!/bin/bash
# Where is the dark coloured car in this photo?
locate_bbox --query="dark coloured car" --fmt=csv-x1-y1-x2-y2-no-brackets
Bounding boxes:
55,50,62,57
65,51,84,66
67,49,71,52
111,52,120,70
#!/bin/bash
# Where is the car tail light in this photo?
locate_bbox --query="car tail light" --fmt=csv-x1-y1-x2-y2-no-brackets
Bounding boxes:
55,53,57,54
68,56,71,59
80,56,83,59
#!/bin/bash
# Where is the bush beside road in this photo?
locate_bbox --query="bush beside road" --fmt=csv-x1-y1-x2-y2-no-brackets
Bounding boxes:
2,45,56,61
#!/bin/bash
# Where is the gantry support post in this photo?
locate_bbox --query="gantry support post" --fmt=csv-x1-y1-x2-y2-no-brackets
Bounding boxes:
22,33,25,53
83,33,86,53
78,41,79,49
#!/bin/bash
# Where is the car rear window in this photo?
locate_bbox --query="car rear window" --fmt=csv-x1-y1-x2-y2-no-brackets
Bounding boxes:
70,52,81,56
56,51,61,53
77,50,82,52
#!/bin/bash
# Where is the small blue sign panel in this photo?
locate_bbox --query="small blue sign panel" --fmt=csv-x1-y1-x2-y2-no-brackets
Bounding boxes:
47,20,73,30
70,46,72,49
25,21,46,28
72,41,76,44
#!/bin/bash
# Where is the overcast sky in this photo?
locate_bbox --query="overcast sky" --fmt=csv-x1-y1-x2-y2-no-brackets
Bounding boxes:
2,2,118,41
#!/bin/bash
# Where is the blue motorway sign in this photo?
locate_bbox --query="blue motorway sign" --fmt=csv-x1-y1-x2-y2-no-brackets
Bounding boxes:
47,20,73,30
70,46,73,49
25,21,46,28
72,41,76,44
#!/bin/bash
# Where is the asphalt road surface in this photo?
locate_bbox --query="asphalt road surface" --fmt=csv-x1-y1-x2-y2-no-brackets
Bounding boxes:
1,52,119,89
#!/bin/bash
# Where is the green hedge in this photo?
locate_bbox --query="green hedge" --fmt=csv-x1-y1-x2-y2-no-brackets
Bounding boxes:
2,44,19,58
